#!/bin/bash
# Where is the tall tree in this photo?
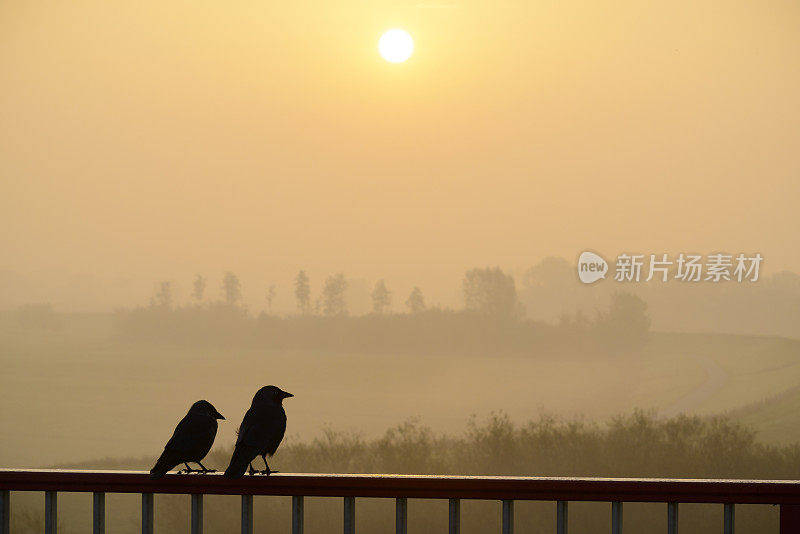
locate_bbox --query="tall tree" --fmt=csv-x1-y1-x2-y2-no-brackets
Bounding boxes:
462,267,523,318
371,279,392,314
266,285,276,312
192,275,206,303
322,273,348,316
294,270,311,314
223,271,242,306
153,281,173,309
595,291,651,349
405,286,426,313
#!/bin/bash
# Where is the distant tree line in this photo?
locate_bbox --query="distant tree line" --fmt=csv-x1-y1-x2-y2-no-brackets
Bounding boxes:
144,270,434,317
13,303,62,330
114,266,651,354
520,256,800,339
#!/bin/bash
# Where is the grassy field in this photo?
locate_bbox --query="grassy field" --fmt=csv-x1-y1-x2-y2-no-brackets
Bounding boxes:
3,314,800,534
642,333,800,416
1,313,799,468
728,386,800,444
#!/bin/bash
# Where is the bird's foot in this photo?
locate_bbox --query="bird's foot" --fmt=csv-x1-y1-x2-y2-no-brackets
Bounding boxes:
257,469,278,476
199,468,217,474
178,468,199,474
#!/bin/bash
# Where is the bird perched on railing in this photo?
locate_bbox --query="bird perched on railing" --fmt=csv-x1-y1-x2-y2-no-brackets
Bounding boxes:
224,385,293,478
149,400,225,479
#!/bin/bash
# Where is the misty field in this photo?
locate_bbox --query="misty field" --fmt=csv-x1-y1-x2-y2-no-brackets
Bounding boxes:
2,312,799,469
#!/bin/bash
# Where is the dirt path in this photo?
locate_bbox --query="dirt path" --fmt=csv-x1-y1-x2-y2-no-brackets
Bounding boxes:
659,356,728,417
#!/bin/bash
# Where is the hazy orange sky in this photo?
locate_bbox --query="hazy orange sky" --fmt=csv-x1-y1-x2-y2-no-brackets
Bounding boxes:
1,0,799,310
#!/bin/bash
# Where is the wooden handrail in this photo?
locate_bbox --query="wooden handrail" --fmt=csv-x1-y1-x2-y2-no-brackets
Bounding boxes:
1,470,800,504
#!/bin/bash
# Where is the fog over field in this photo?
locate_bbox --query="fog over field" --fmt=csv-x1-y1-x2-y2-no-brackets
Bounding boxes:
2,277,799,468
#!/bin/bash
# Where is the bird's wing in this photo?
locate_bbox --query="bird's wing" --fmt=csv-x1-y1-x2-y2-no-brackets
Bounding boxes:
236,404,287,454
164,413,216,454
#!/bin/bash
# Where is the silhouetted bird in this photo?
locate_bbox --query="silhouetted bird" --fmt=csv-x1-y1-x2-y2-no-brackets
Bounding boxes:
224,385,293,478
149,400,225,479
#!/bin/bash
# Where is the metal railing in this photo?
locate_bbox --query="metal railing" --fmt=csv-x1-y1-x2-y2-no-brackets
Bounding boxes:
2,469,800,533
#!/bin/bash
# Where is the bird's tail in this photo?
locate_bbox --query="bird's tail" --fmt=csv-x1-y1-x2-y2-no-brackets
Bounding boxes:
149,453,177,480
223,445,253,479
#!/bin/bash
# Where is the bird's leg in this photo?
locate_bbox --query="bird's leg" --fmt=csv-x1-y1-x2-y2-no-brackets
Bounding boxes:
248,462,257,475
180,462,198,474
258,455,278,475
196,461,216,474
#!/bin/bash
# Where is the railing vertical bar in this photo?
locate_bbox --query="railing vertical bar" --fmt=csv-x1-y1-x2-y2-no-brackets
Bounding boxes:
502,500,514,534
780,505,800,533
667,502,679,534
93,492,105,534
449,498,460,534
0,490,8,534
293,496,304,534
396,497,407,534
343,496,355,534
141,493,153,534
241,495,253,534
556,501,568,534
191,494,203,534
723,503,734,534
611,501,622,534
45,491,57,534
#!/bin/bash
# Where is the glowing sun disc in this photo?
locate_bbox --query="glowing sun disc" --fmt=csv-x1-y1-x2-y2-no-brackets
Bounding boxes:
379,29,413,63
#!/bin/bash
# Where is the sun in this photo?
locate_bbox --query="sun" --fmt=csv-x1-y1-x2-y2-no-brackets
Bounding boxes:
378,29,413,63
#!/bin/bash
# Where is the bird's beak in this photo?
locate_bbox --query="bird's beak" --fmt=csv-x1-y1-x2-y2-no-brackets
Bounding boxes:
282,391,294,399
215,411,225,420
